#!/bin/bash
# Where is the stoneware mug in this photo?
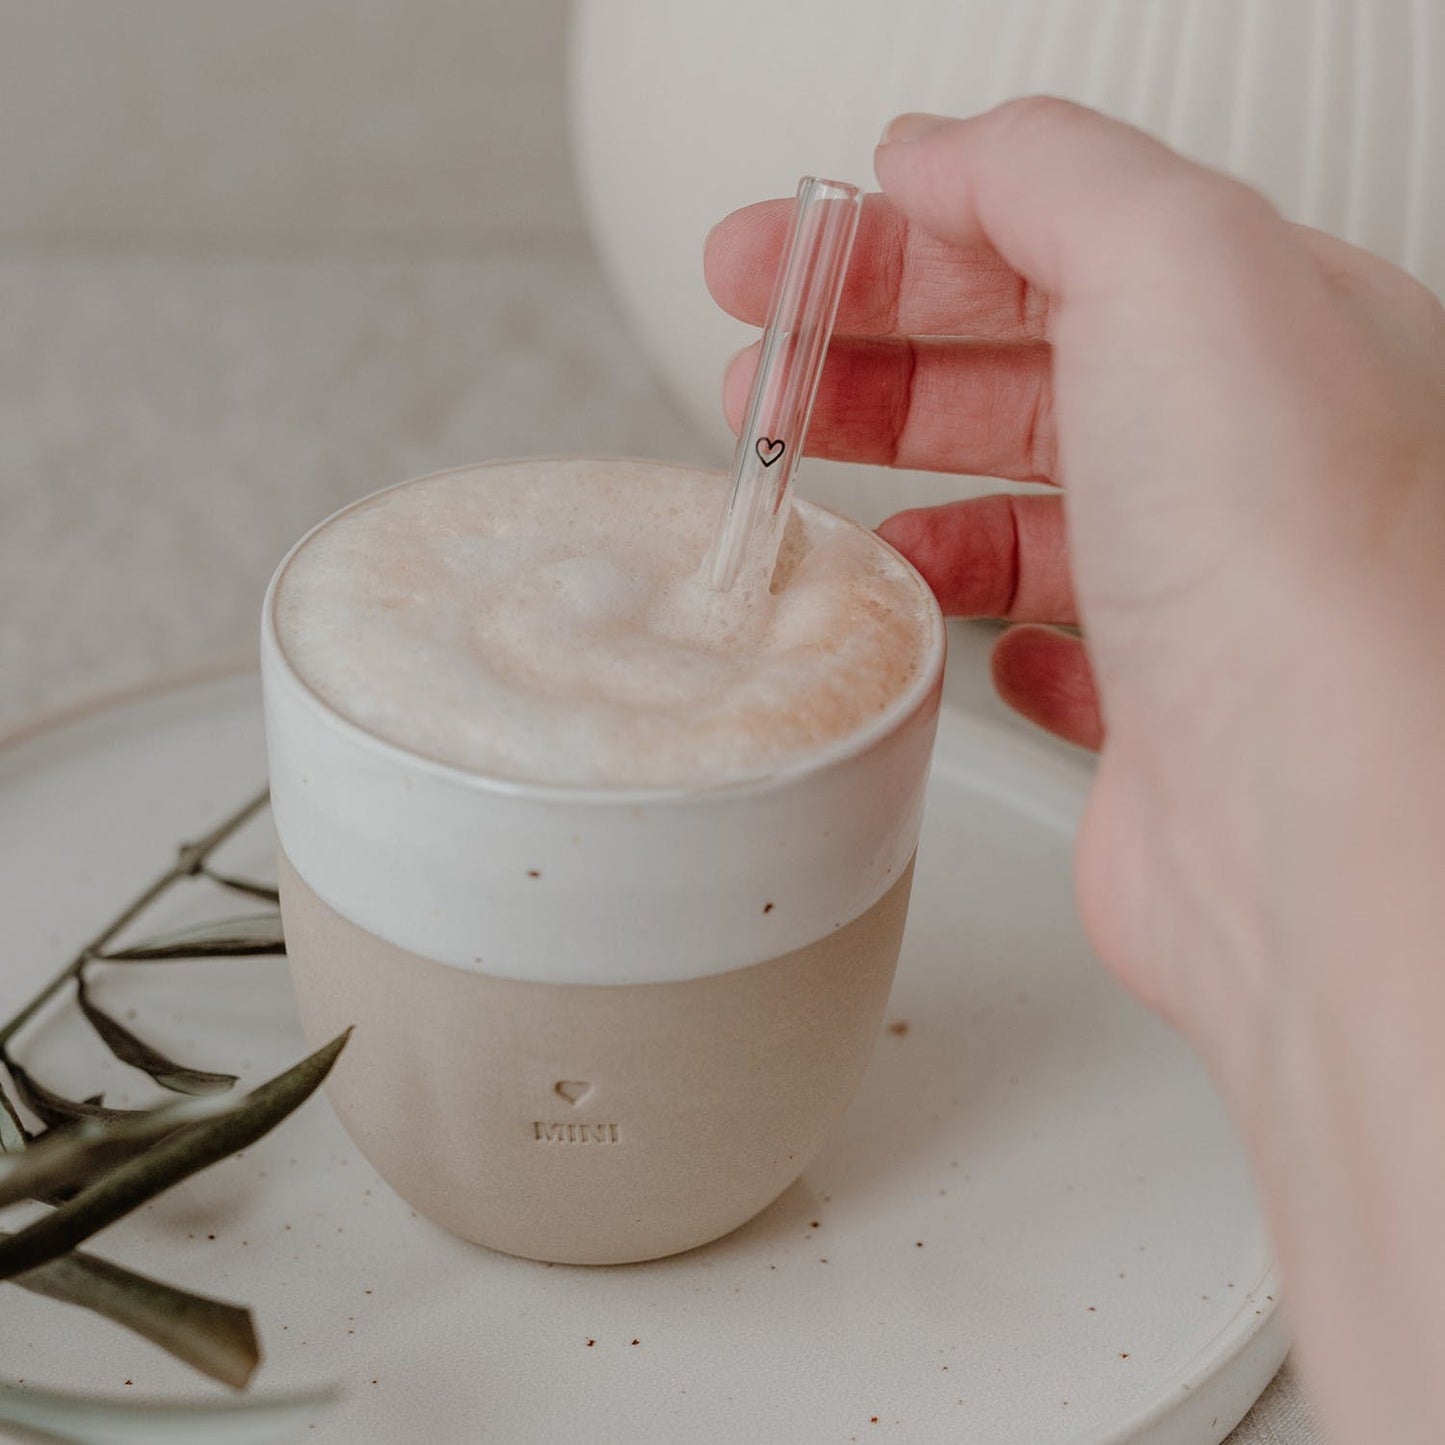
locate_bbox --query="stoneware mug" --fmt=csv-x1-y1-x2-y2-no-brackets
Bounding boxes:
260,458,946,1265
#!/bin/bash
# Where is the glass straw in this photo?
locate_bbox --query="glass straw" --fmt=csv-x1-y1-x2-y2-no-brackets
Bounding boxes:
704,176,862,592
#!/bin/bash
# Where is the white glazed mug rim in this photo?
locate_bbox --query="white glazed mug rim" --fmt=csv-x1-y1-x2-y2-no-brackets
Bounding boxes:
261,455,946,983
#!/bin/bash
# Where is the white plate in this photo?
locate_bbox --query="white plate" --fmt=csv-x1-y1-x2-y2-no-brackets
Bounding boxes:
0,666,1284,1444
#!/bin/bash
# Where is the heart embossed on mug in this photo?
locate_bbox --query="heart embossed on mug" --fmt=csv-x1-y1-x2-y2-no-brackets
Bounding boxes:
754,437,785,467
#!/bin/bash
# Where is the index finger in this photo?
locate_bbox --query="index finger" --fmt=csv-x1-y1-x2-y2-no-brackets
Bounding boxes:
704,192,1049,340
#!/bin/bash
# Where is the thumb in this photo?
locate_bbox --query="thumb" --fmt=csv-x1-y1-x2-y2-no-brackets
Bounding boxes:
873,99,1254,302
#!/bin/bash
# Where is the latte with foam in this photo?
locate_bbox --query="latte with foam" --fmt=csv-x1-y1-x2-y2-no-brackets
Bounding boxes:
272,457,933,788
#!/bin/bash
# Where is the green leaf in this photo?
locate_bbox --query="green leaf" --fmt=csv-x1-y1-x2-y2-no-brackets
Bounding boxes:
0,1382,338,1445
201,869,281,905
9,1238,259,1389
0,1096,236,1210
6,1062,146,1128
98,912,286,962
77,977,237,1096
0,1085,28,1153
0,1030,350,1280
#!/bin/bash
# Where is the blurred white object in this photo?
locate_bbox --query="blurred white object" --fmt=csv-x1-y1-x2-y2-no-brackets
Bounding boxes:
569,0,1443,524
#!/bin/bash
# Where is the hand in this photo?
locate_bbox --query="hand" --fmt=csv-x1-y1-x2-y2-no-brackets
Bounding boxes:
706,98,1445,1051
706,100,1445,1444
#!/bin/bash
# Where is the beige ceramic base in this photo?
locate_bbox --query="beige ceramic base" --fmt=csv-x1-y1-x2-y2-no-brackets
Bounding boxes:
279,850,913,1264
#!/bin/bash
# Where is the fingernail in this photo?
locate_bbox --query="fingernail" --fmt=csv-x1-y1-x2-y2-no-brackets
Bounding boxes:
879,112,951,146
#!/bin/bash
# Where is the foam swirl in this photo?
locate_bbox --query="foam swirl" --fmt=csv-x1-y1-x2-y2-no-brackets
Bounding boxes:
274,458,933,788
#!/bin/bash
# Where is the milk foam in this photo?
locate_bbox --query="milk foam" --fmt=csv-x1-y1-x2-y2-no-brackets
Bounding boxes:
273,459,934,788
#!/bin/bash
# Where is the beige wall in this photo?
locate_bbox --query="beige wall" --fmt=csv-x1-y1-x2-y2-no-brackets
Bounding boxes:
0,2,579,246
0,2,715,730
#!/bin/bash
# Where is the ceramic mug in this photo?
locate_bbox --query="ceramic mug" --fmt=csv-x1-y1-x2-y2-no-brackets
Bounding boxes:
260,459,946,1264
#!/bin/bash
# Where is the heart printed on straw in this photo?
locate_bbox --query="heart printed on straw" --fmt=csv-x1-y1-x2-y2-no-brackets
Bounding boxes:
754,437,786,468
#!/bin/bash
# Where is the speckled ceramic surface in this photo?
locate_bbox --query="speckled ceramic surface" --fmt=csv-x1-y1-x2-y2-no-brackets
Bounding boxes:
1,664,1284,1443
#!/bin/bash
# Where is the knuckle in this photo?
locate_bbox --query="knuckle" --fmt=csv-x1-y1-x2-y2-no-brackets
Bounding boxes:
1018,277,1053,340
1024,379,1057,481
988,94,1093,138
1374,261,1445,330
1143,170,1279,257
881,217,910,334
889,340,921,466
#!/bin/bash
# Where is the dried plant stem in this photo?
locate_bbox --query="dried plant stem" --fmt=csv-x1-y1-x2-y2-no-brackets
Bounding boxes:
0,787,346,1408
0,789,269,1055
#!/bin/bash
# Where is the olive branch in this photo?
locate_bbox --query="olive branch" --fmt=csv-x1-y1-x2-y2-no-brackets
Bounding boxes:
0,789,346,1439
